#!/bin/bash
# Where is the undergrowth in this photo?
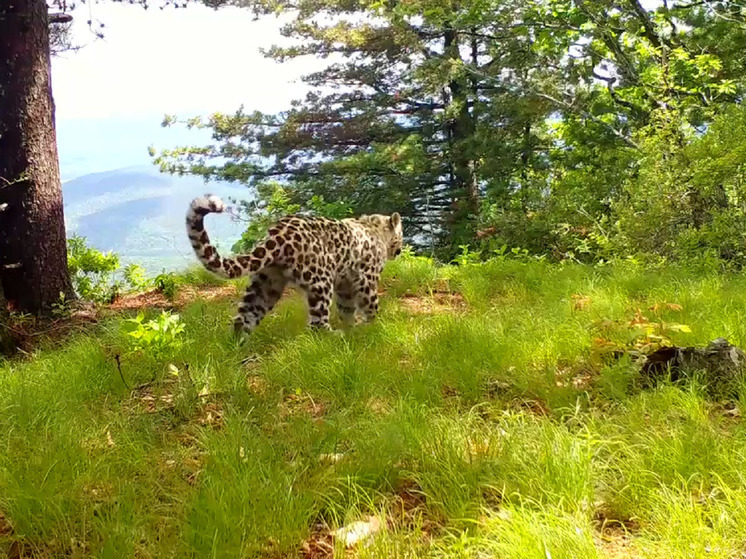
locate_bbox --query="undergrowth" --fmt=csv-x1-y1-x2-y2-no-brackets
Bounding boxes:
3,255,746,558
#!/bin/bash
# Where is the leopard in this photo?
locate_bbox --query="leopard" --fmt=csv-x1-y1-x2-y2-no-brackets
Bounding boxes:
186,194,404,335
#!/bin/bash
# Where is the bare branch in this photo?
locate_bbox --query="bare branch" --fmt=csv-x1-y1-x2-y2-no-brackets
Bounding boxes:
49,12,72,23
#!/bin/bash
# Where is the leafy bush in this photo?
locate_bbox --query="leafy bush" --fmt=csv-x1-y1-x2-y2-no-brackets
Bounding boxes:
470,106,746,268
67,237,156,303
154,272,180,301
123,264,150,291
67,235,121,303
613,107,746,268
123,310,185,356
452,245,484,266
307,194,353,220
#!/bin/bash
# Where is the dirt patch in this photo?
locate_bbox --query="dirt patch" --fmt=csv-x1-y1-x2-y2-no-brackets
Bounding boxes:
554,359,600,391
127,382,178,415
572,293,592,311
109,284,236,312
399,293,467,315
279,391,326,421
712,400,742,421
0,513,10,534
196,399,225,429
1,533,87,559
510,397,550,416
367,397,392,416
299,481,437,559
301,522,335,559
300,517,382,558
247,374,270,395
123,376,225,433
81,481,116,504
169,430,208,486
441,384,461,399
594,525,641,558
594,510,641,559
392,480,440,536
1,284,236,358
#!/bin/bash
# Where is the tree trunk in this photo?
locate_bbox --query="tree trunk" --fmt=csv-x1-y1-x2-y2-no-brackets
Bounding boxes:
443,25,479,247
520,121,531,212
0,0,74,314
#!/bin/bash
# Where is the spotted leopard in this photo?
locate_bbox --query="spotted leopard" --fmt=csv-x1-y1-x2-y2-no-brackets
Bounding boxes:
186,195,404,334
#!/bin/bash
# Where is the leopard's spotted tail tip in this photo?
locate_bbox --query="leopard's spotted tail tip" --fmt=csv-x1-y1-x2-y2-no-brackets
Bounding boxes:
189,194,225,215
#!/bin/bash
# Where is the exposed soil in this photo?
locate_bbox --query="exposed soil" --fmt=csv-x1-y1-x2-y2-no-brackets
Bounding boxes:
399,292,467,315
109,284,237,311
1,284,237,358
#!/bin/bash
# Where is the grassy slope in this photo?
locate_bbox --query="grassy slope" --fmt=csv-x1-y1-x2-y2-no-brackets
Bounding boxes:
3,257,746,558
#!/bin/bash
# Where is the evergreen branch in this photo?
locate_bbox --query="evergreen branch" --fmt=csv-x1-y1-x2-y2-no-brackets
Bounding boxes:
535,91,641,151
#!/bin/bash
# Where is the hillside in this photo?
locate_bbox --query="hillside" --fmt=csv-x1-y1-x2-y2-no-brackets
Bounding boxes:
63,166,250,275
2,257,746,557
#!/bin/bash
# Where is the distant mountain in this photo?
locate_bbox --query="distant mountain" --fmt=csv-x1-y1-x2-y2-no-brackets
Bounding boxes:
63,165,251,275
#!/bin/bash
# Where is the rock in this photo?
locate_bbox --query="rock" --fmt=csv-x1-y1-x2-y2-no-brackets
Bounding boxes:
641,338,746,394
332,515,382,548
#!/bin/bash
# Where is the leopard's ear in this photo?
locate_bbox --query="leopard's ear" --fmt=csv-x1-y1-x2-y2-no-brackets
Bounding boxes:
390,212,401,229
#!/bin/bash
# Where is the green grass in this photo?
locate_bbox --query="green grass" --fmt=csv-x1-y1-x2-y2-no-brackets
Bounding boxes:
4,256,746,557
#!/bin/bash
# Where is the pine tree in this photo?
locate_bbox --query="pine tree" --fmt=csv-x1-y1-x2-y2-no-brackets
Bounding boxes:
0,0,75,313
155,0,555,257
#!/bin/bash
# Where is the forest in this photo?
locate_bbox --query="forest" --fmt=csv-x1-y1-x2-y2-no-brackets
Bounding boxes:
154,0,746,268
4,1,746,558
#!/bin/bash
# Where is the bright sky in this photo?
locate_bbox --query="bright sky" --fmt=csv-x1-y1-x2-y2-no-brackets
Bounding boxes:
51,2,325,179
51,3,317,121
50,0,663,179
52,0,663,121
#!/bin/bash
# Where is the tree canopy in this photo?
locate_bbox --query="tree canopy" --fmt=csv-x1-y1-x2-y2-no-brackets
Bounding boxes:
154,0,746,264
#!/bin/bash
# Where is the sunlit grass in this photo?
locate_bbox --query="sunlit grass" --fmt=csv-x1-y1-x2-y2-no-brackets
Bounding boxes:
3,256,746,557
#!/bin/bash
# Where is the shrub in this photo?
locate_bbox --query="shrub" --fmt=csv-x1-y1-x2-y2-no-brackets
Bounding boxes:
122,310,186,356
67,235,121,303
154,272,180,301
67,237,156,303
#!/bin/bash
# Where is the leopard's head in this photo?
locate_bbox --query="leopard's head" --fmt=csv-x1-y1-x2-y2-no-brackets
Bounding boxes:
361,212,404,259
387,212,404,259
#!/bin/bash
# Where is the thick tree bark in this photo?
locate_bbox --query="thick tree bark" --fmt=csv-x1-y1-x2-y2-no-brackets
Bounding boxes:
520,121,531,212
0,0,74,313
443,26,479,244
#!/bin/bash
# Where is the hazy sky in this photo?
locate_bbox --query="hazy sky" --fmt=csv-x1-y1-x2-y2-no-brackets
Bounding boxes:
51,3,317,120
50,1,662,179
51,3,321,179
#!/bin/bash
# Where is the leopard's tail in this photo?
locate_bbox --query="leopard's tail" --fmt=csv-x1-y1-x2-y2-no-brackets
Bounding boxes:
186,195,271,279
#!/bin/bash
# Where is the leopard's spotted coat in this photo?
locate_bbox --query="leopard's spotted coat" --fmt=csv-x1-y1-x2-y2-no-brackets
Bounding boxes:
186,195,404,333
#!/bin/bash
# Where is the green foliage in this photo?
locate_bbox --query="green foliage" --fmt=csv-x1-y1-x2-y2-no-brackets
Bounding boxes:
153,272,180,301
6,259,746,555
153,0,746,265
452,244,483,266
67,236,160,303
231,182,300,252
612,105,746,268
178,265,230,288
122,310,185,356
307,194,353,220
50,292,74,318
67,235,121,303
122,264,149,291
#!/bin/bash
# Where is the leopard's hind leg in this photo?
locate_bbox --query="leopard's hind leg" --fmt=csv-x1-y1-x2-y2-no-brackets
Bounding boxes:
295,270,334,331
233,266,287,335
334,275,358,326
354,272,380,323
